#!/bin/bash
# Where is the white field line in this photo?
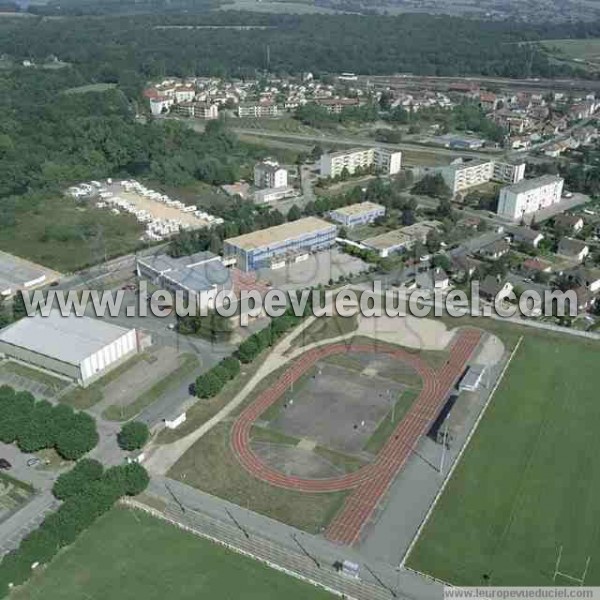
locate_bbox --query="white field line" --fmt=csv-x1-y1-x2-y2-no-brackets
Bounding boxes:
399,335,524,571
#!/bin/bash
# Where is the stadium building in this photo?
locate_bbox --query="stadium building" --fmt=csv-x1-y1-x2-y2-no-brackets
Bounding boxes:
223,217,337,271
0,311,141,387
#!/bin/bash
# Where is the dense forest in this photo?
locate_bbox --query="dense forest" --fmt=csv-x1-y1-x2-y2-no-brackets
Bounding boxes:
0,12,598,81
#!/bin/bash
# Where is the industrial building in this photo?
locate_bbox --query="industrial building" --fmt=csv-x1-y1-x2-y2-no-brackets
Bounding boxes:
441,160,525,195
0,251,59,298
253,186,295,204
497,175,564,220
0,311,140,387
361,220,442,257
320,147,402,178
254,160,288,189
136,251,232,311
328,202,386,228
224,217,337,271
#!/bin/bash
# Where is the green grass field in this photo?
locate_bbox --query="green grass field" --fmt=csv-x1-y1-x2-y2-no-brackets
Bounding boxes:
540,38,600,70
11,507,334,600
0,196,145,272
407,334,600,586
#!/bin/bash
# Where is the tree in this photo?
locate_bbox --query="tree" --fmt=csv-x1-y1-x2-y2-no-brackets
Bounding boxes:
53,459,104,501
220,357,240,379
117,421,149,451
287,205,302,222
195,371,223,398
236,336,260,363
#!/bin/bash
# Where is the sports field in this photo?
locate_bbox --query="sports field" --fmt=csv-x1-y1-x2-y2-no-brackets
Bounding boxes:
407,335,600,586
11,508,334,600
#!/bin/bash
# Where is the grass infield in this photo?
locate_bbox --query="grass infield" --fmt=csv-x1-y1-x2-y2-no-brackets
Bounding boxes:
407,334,600,586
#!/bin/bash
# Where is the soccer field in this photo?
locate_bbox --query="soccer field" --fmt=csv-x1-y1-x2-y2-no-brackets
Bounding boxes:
11,508,334,600
407,335,600,586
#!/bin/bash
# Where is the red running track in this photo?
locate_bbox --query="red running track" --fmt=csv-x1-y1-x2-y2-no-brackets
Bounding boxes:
230,328,482,546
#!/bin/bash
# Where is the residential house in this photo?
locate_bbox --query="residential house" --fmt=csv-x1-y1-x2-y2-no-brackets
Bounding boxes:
478,239,510,261
478,275,514,301
553,214,584,234
507,226,544,249
557,237,590,262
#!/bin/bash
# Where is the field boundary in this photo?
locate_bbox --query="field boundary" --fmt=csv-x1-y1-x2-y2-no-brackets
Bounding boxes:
122,498,393,600
400,336,523,571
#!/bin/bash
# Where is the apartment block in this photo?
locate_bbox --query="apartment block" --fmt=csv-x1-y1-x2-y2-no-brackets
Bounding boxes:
497,175,564,220
237,102,281,118
442,160,525,195
320,148,375,178
254,160,288,189
320,147,402,178
373,148,402,175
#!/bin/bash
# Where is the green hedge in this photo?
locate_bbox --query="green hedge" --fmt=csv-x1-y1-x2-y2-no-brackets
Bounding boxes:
0,462,149,597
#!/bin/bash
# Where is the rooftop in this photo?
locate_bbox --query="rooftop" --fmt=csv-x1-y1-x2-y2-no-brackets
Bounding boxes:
331,202,385,217
0,311,133,366
362,229,414,251
138,251,229,292
503,174,563,194
0,251,58,297
224,217,335,251
558,237,588,256
325,147,372,160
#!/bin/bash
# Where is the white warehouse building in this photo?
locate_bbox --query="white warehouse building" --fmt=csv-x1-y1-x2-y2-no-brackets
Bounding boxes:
497,175,565,220
0,311,140,387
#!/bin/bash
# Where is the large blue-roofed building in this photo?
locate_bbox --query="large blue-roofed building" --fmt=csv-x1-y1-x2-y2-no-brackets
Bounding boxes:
223,217,337,271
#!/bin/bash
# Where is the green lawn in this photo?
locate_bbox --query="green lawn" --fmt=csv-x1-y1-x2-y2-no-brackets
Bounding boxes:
407,335,600,586
540,38,600,69
11,507,334,600
0,195,145,272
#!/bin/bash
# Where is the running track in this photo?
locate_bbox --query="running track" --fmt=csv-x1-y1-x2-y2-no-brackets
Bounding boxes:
230,328,482,546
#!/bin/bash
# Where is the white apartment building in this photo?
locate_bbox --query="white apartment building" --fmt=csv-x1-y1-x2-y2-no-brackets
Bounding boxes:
320,147,402,178
442,160,525,195
237,103,281,118
373,148,402,175
321,148,375,178
497,175,564,220
254,160,288,189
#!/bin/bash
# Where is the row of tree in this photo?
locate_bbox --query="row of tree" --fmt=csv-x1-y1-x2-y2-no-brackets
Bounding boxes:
0,460,149,595
0,385,98,460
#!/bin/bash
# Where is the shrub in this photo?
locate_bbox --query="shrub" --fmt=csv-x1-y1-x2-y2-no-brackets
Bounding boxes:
117,421,149,451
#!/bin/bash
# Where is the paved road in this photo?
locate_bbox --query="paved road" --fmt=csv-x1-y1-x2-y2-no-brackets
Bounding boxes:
146,475,443,600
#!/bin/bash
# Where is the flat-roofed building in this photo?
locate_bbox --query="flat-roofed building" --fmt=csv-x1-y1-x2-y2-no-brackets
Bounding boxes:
362,230,414,257
361,220,442,257
224,217,336,271
320,147,402,178
329,202,386,228
320,147,375,178
0,251,59,298
136,251,231,311
0,311,140,387
374,148,402,175
497,175,564,220
442,160,525,195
